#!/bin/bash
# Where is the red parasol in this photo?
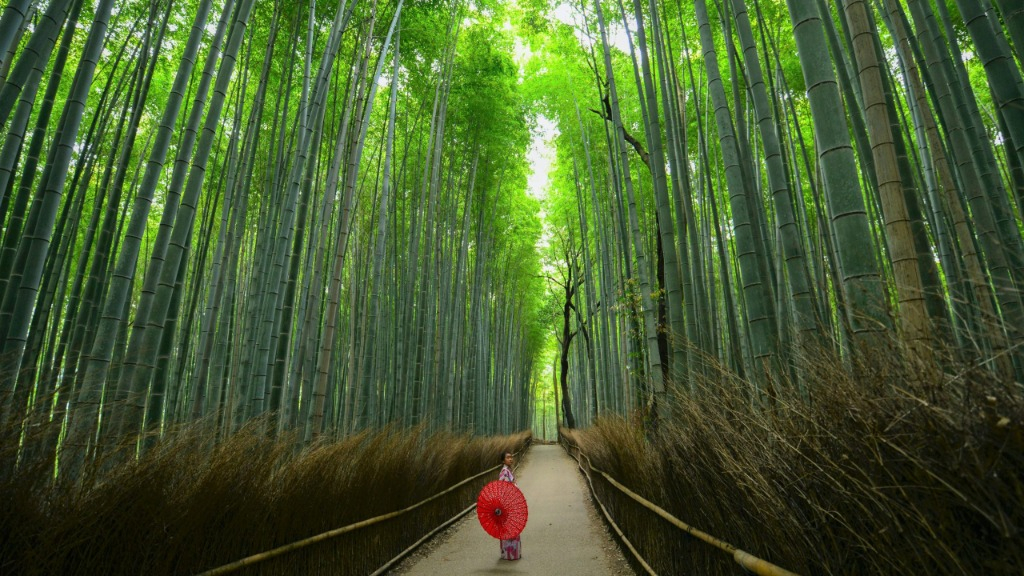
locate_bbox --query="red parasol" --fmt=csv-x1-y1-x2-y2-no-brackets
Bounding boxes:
476,480,528,539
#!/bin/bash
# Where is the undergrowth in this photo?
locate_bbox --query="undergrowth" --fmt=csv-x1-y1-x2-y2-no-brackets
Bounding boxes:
0,420,531,575
563,345,1024,575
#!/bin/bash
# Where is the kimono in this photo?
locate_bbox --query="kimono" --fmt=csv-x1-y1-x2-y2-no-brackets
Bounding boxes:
498,465,522,560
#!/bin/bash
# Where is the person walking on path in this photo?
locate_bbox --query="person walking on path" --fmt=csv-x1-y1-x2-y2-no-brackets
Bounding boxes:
498,451,522,560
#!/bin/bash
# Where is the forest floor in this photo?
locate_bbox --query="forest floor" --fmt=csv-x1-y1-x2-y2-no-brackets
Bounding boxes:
390,443,636,575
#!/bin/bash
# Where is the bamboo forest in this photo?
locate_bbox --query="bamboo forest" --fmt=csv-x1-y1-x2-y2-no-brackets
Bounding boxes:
1,0,1022,573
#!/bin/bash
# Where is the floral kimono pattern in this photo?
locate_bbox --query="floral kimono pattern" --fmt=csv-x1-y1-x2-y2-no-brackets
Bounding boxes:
498,465,521,560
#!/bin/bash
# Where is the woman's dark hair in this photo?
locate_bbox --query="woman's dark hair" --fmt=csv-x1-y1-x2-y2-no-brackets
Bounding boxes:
500,451,512,462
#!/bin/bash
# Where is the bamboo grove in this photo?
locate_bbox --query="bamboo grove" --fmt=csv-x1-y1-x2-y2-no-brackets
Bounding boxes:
520,0,1024,428
0,0,549,476
2,0,1023,474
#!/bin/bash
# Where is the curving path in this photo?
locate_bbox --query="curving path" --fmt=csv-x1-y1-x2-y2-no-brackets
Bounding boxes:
392,443,635,575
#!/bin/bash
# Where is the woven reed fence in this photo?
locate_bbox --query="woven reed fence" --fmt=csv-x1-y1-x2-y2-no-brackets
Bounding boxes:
561,437,799,576
198,449,527,575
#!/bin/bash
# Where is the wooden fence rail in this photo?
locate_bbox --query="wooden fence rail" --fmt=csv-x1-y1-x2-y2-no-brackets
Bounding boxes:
561,438,800,576
196,464,501,575
196,447,530,575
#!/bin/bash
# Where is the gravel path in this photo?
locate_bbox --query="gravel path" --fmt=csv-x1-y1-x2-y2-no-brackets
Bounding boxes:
390,443,636,575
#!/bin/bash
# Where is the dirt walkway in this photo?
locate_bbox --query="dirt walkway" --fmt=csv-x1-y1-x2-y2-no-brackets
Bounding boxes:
392,443,635,575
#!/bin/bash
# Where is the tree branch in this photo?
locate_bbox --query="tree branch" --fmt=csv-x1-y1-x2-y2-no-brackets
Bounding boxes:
589,94,651,169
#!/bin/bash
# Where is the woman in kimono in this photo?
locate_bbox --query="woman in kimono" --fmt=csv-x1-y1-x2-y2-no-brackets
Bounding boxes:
498,451,521,560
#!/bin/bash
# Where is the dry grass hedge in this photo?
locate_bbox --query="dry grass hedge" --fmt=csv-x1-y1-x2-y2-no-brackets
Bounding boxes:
564,346,1024,575
0,420,531,575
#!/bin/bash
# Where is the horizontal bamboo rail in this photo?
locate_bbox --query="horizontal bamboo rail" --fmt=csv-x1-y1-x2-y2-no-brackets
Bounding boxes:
196,463,501,576
565,443,657,575
368,501,478,576
563,440,800,576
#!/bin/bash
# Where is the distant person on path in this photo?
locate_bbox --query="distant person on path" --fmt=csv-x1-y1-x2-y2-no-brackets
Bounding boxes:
498,451,521,560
